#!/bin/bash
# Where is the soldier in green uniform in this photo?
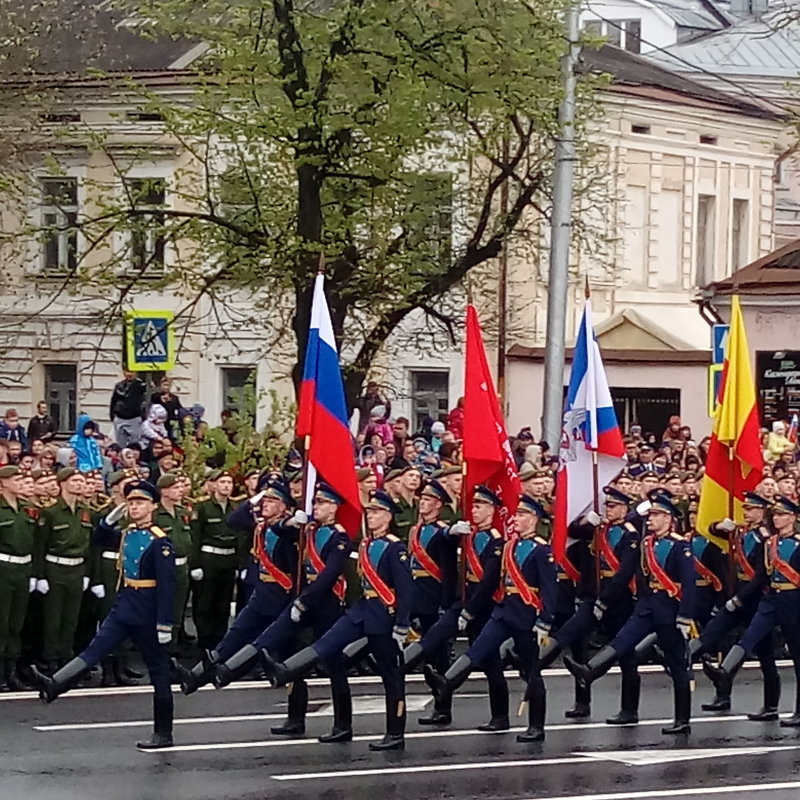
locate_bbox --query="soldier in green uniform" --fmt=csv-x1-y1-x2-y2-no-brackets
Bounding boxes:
32,469,58,509
0,466,38,690
434,465,463,523
155,473,193,654
35,468,93,670
190,470,245,650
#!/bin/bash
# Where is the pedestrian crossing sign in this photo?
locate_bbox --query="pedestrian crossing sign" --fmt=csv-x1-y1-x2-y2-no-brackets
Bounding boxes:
124,310,176,371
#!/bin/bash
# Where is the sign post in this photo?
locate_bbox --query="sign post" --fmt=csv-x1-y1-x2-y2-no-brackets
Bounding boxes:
124,310,176,372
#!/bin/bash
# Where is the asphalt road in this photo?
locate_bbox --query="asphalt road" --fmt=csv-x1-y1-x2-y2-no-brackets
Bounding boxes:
4,662,800,800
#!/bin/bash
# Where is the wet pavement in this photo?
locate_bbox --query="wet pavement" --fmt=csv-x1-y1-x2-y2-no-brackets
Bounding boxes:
4,662,800,800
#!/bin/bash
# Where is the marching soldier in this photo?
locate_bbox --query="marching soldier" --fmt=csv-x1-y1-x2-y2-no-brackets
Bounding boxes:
402,479,459,677
154,474,193,652
35,468,93,671
565,493,696,735
414,485,505,729
262,490,414,751
693,492,771,711
539,485,641,724
704,495,800,725
190,470,246,650
32,480,177,751
176,478,303,694
687,504,727,628
429,493,557,743
213,483,352,742
0,466,38,691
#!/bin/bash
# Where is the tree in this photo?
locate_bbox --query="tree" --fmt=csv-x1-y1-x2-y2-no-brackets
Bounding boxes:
8,0,601,407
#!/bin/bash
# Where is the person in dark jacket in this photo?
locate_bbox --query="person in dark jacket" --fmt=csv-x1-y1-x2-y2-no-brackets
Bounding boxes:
27,402,57,443
109,371,146,447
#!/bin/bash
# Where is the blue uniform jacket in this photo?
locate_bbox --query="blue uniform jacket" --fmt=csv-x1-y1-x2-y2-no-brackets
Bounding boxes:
691,535,726,597
635,533,696,624
250,517,299,609
351,534,414,634
494,535,557,630
556,524,591,614
298,522,351,607
596,521,640,607
119,524,176,633
730,525,770,597
463,528,504,618
739,533,800,612
409,520,458,617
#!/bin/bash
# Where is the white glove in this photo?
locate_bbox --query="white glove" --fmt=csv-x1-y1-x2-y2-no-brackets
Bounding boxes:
83,576,90,592
636,500,651,516
583,510,602,527
676,619,692,640
450,521,472,536
718,518,737,533
593,600,606,621
104,503,127,525
290,600,304,623
91,584,106,599
392,625,409,647
190,568,204,581
287,510,309,527
239,569,248,581
457,610,472,632
533,620,551,648
36,579,50,594
249,490,266,506
157,630,172,645
725,597,740,613
28,577,37,593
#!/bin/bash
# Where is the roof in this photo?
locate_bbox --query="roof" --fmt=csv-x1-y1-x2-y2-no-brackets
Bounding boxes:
654,0,732,31
582,45,782,119
10,0,198,75
507,344,710,365
647,6,800,80
594,306,711,350
705,238,800,295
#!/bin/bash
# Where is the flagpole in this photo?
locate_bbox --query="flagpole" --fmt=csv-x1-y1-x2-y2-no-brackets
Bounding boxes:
585,280,602,593
726,443,736,597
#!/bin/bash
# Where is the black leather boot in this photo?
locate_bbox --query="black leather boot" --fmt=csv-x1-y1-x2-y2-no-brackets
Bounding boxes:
173,650,218,696
319,678,353,743
31,657,89,703
538,639,562,671
565,677,591,719
564,645,617,688
517,674,546,742
6,659,30,691
262,646,319,688
662,678,691,735
369,685,406,751
403,641,425,674
0,659,8,692
272,679,307,736
478,679,510,732
429,655,474,715
703,645,746,704
212,645,258,689
111,656,139,687
606,670,640,725
137,695,174,750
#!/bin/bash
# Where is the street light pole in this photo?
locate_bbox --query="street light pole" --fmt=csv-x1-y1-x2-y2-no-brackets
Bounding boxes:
541,0,580,445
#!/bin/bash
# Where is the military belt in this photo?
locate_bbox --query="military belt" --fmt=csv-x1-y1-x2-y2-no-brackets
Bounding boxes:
600,569,615,578
124,578,157,589
505,586,521,595
174,556,188,567
695,579,711,587
201,545,236,556
101,551,119,561
412,569,435,579
45,555,84,567
259,573,280,583
0,553,32,565
770,582,800,592
364,589,379,598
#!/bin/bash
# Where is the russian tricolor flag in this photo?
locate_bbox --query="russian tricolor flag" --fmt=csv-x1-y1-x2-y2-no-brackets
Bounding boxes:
297,274,362,537
552,297,626,564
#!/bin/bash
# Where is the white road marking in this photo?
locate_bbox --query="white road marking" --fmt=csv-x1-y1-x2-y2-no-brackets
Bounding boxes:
578,744,800,767
5,659,786,702
138,714,771,754
272,756,590,781
519,781,800,800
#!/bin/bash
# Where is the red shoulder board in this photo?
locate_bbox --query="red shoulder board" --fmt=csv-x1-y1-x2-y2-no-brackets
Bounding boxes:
24,506,40,521
80,510,91,524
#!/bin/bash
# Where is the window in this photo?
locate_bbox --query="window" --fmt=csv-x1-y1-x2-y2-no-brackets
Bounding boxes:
610,387,680,437
731,198,749,272
604,19,642,53
221,366,256,422
40,177,78,273
402,173,454,271
44,364,77,432
410,370,449,431
631,124,651,135
700,135,718,145
123,177,166,272
695,194,716,286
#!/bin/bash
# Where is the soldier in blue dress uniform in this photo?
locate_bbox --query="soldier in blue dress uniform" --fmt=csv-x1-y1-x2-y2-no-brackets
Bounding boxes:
538,485,642,724
262,490,414,751
687,503,727,628
211,483,352,742
703,495,800,725
565,493,696,735
32,480,176,750
401,479,459,677
174,478,304,694
414,484,506,728
693,492,772,711
429,493,557,742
